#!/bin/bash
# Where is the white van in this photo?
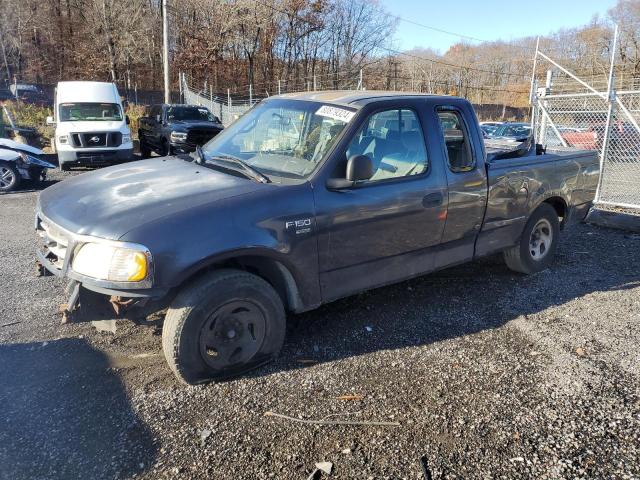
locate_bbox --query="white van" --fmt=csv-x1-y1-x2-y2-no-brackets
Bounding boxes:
47,81,133,170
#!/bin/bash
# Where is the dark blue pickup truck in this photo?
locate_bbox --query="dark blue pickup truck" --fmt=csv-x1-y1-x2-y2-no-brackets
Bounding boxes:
36,91,598,384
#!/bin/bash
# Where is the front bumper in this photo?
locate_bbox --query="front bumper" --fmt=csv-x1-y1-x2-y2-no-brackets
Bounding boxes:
57,148,134,167
35,211,169,321
17,164,48,181
170,142,199,154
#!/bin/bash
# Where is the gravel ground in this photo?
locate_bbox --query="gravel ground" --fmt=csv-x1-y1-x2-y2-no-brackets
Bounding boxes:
1,168,639,480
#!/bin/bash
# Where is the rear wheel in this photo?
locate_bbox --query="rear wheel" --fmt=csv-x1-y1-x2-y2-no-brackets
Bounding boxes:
0,163,20,192
162,269,286,385
503,203,560,274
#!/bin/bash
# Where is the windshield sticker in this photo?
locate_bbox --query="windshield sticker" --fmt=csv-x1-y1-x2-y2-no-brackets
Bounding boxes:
316,105,355,123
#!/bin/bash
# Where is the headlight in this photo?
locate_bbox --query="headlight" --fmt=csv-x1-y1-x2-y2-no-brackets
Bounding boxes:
170,131,188,142
72,242,151,283
19,152,55,168
58,135,69,144
122,134,131,144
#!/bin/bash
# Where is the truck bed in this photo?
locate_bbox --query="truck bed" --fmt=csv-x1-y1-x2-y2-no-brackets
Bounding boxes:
475,145,600,257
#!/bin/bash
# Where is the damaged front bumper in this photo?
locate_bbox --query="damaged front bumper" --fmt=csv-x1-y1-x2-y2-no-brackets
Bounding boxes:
35,211,169,323
56,280,165,324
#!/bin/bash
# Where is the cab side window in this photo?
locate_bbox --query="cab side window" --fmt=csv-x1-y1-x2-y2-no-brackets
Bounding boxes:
150,105,161,121
437,109,474,173
346,108,428,182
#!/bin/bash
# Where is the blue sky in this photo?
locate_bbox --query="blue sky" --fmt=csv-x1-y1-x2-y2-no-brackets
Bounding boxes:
381,0,618,53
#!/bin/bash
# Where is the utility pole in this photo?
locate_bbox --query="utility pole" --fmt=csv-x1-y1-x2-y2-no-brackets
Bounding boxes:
393,61,399,91
162,0,170,103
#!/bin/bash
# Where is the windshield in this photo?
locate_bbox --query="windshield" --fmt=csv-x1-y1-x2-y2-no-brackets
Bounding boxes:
201,99,354,179
167,106,214,122
495,124,531,137
59,103,122,122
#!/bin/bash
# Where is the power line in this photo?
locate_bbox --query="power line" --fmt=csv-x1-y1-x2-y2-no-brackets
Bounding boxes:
393,16,487,43
251,0,531,80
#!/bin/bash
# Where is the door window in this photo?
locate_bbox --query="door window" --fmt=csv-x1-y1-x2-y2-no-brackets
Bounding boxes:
437,109,475,172
346,108,428,182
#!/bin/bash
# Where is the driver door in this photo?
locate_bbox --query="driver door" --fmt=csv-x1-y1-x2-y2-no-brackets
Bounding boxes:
314,102,449,301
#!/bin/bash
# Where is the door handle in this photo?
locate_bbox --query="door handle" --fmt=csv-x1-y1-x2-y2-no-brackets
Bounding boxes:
422,192,443,208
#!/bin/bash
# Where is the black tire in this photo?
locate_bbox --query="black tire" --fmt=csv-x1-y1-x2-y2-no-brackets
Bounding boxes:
139,134,151,158
161,139,172,157
503,203,560,274
60,162,70,172
162,269,286,385
0,162,21,192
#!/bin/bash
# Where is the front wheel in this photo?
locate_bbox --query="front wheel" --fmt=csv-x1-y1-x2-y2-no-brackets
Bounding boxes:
503,203,560,274
162,269,286,385
139,134,151,158
0,163,20,192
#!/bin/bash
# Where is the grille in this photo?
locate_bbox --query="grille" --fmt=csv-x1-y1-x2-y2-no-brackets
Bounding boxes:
70,132,122,148
187,129,218,145
37,216,70,271
76,151,116,161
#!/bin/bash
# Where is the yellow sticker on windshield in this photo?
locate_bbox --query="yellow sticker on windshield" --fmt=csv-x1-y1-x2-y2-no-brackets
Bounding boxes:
316,105,355,123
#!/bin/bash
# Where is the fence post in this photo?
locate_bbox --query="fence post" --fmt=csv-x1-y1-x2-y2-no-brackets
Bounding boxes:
359,69,363,90
594,23,619,204
178,71,183,103
249,84,253,106
529,37,540,106
278,80,281,95
539,70,553,144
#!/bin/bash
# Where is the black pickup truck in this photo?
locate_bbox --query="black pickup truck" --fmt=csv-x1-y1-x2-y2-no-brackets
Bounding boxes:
138,104,224,157
36,91,598,384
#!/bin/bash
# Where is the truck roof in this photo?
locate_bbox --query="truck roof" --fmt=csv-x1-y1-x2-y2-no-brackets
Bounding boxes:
56,81,120,104
277,90,454,107
161,104,210,109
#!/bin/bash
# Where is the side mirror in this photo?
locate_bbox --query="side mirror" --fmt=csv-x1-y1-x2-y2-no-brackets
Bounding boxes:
125,115,130,125
346,154,373,182
46,116,55,125
326,154,373,190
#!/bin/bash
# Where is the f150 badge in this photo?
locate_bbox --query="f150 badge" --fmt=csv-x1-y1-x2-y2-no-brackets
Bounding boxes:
285,218,312,235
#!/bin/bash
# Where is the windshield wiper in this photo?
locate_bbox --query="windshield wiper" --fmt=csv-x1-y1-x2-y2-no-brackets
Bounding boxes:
209,154,270,184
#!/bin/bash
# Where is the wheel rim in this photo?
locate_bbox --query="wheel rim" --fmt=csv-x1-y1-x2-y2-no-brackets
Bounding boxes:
0,167,15,188
529,218,553,261
199,300,267,370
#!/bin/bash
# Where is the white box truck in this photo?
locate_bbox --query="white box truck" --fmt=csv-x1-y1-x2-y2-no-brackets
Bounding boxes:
47,81,133,170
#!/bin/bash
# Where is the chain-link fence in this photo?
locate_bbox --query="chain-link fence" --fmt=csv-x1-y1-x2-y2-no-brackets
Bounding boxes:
531,36,640,212
182,76,255,127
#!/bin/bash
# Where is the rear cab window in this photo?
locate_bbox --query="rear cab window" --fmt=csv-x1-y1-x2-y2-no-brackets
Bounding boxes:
436,108,475,173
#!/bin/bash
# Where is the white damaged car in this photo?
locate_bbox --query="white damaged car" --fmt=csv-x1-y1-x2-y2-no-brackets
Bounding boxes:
0,138,56,192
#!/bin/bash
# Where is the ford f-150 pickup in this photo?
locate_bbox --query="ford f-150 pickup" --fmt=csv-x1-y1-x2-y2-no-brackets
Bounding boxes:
35,91,599,384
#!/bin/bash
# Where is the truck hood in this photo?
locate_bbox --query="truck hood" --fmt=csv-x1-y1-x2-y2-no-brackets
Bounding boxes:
171,120,223,129
38,157,267,239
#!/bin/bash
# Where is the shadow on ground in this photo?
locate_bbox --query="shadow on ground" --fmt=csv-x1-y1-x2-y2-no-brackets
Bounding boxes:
0,338,157,480
254,227,640,377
